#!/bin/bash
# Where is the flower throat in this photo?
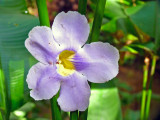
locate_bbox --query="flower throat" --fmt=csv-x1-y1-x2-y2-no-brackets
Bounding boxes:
56,50,76,76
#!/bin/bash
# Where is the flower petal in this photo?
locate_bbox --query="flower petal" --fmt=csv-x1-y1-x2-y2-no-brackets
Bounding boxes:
52,11,90,50
57,72,91,112
77,42,119,83
25,26,60,64
26,62,60,100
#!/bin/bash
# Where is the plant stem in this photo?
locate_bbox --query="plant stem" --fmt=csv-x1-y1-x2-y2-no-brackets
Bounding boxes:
145,55,157,120
36,0,61,120
78,0,87,15
70,111,78,120
88,0,107,43
79,109,88,120
36,0,50,27
50,94,62,120
140,57,149,120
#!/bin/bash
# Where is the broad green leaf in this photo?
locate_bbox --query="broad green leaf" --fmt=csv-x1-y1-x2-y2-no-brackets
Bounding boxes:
126,2,156,37
0,10,39,111
126,4,144,15
0,1,39,117
0,0,27,11
88,88,122,120
117,18,137,36
88,80,122,120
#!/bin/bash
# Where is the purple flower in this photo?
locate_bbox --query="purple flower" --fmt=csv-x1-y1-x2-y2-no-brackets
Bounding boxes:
25,11,119,112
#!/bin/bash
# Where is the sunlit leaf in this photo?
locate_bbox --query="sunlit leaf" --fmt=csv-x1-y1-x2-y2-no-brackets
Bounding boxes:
121,41,155,55
120,46,138,54
129,42,155,52
101,19,117,33
104,0,126,19
88,80,122,120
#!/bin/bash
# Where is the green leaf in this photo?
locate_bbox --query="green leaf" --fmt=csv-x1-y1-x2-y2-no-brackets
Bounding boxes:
88,80,122,120
0,9,39,110
0,0,27,11
104,0,126,19
121,41,155,55
101,19,117,33
0,1,39,118
117,18,137,36
120,46,138,54
126,2,156,37
129,42,155,52
9,60,25,110
125,4,144,16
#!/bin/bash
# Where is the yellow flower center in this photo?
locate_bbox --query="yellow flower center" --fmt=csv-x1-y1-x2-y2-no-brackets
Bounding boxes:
56,50,76,76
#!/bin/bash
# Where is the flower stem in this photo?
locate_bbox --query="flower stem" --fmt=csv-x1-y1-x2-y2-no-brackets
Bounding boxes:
79,109,88,120
70,111,78,120
145,55,157,120
140,57,149,120
36,0,62,120
78,0,87,15
36,0,50,27
50,94,62,120
88,0,107,43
